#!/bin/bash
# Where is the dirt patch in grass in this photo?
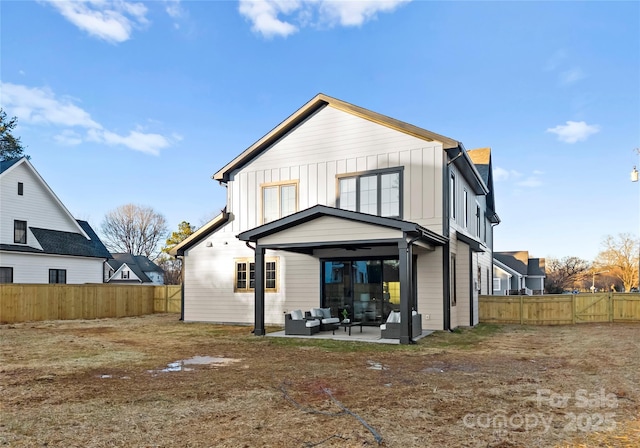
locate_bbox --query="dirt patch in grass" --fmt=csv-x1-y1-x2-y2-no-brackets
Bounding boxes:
1,315,638,447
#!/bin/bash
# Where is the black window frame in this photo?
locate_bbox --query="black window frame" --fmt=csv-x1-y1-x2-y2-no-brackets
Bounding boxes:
0,267,13,283
337,167,403,219
18,182,24,196
14,220,27,244
49,269,67,284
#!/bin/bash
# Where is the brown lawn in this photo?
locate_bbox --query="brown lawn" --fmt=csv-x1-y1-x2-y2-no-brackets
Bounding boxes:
1,314,638,447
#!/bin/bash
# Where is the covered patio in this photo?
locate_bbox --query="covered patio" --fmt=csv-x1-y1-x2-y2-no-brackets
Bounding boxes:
237,205,448,345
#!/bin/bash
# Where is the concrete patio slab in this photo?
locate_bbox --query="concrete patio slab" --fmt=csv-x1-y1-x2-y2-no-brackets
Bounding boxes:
267,325,434,344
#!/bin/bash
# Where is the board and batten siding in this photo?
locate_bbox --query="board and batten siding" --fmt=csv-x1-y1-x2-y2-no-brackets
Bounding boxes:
0,252,104,284
0,162,84,246
226,106,445,235
454,239,471,328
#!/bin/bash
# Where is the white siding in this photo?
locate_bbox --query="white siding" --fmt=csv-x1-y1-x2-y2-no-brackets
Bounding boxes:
0,252,104,284
259,216,401,245
416,248,445,331
0,162,84,246
182,221,321,325
226,106,445,235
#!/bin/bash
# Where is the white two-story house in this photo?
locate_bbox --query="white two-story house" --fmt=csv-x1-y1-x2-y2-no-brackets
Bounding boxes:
171,94,499,343
0,157,111,284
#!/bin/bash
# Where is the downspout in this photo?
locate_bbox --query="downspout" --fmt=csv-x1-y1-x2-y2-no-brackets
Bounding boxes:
469,250,474,326
179,255,184,321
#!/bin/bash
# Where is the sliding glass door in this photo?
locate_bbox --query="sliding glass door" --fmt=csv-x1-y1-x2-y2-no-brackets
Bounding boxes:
322,259,400,325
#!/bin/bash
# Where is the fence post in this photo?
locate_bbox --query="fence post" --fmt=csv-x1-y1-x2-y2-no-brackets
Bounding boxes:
164,286,169,313
571,293,576,324
519,295,524,325
609,292,613,322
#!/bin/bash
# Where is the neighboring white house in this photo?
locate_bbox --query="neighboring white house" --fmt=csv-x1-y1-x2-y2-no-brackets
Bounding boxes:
171,94,500,343
104,253,164,284
0,157,111,284
493,251,546,295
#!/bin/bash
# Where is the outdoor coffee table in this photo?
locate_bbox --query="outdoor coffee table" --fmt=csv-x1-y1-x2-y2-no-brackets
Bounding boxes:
335,321,363,336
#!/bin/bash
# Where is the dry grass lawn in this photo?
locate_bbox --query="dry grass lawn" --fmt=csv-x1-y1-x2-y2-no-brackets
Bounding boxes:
1,314,638,447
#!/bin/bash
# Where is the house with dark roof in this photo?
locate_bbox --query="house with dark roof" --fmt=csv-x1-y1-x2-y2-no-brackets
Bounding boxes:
493,251,546,295
170,93,500,343
0,157,111,284
104,253,164,284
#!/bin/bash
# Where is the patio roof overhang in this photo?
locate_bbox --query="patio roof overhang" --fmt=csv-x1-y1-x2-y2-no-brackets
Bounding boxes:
237,204,448,252
237,205,448,345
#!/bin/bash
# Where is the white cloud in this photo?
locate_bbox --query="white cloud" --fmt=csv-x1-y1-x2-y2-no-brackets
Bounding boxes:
516,176,543,188
238,0,411,38
54,130,84,146
493,167,522,182
164,0,184,18
495,166,542,188
1,82,101,129
546,121,600,144
1,82,172,155
560,67,586,85
42,0,149,43
87,129,170,155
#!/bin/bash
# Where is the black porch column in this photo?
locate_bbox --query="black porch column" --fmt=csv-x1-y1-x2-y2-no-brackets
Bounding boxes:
254,245,266,336
398,238,413,345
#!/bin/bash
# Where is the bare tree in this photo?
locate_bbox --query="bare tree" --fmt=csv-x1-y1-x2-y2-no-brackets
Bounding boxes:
544,256,591,293
594,233,639,292
101,204,168,260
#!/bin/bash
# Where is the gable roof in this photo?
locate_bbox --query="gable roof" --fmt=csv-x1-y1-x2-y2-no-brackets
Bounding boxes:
494,251,546,277
237,204,448,248
0,157,90,238
0,220,112,259
467,147,499,223
106,253,163,283
213,93,463,182
170,210,230,257
0,157,22,174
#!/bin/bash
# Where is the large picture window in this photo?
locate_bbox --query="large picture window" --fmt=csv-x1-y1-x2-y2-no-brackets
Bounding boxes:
262,181,297,224
14,220,27,244
338,168,402,218
234,257,278,293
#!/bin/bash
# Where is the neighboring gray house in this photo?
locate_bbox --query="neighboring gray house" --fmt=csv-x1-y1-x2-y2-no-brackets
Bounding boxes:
0,157,111,284
171,93,500,343
104,253,164,284
493,251,545,295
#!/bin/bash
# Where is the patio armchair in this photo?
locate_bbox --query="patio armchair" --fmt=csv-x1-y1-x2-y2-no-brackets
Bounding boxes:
380,310,423,339
308,307,341,332
284,310,320,335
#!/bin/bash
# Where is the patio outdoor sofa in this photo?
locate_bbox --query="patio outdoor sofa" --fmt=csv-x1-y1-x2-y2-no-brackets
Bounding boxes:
284,310,321,335
380,311,423,339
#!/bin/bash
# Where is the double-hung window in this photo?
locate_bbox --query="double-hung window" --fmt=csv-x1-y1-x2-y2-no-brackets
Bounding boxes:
338,168,402,218
49,269,67,284
262,181,298,224
235,257,278,293
14,220,27,244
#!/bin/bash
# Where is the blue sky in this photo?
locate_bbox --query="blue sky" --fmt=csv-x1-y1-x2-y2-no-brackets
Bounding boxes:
1,0,639,262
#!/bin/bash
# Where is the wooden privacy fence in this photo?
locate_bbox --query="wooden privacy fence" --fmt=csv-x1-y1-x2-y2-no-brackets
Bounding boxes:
479,293,640,325
0,284,182,324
